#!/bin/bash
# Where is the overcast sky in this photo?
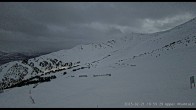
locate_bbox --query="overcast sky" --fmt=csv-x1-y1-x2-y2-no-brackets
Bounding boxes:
0,2,196,53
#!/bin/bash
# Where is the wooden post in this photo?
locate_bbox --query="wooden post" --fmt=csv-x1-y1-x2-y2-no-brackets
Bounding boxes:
190,76,195,89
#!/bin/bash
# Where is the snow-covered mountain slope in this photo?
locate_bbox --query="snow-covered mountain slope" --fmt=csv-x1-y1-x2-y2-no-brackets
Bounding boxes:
0,18,196,108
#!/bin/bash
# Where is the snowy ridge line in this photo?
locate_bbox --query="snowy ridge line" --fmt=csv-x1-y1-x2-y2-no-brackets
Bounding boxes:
117,34,196,64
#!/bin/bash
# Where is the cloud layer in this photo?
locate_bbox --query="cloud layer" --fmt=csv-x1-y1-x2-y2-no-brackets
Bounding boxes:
0,2,196,53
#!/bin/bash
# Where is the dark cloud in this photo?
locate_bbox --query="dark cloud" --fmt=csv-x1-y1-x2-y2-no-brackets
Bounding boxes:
0,2,196,53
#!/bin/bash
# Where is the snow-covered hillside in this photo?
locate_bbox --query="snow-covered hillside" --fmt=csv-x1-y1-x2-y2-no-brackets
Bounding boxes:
0,18,196,108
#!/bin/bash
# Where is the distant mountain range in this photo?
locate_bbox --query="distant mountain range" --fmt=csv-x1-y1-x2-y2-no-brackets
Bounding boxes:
0,51,50,66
